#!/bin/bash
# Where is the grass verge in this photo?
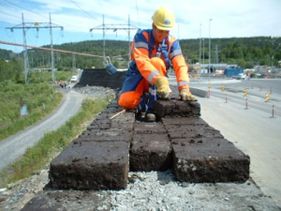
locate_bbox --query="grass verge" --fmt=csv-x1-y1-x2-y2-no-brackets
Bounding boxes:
0,97,110,187
0,81,62,141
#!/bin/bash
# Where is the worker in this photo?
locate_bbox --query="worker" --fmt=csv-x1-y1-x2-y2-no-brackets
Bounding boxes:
118,7,196,121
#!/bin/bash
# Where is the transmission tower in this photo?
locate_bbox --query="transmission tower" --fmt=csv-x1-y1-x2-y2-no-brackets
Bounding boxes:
6,13,63,83
89,15,138,62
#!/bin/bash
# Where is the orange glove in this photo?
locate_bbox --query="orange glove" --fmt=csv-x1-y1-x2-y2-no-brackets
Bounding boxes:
155,77,171,99
179,88,197,101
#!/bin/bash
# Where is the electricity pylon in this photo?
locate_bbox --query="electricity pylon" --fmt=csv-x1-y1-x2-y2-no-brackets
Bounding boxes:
90,15,138,62
6,13,63,83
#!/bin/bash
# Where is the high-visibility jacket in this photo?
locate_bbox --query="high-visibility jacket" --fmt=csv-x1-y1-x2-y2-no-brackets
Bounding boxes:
131,29,189,89
118,29,190,109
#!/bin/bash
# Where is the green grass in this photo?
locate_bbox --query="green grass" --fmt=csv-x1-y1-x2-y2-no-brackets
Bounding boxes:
0,97,110,186
0,80,62,141
0,71,74,141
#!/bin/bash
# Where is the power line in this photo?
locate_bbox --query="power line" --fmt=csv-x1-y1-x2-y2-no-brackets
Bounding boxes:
6,13,64,83
90,15,138,61
0,9,18,19
0,40,104,58
2,0,49,21
1,0,66,29
70,0,96,20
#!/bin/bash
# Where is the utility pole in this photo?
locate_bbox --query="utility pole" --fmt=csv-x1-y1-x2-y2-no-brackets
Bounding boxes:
72,53,76,73
49,13,55,82
199,23,202,64
22,13,29,84
215,44,219,64
6,13,63,83
90,15,138,63
208,18,212,79
6,13,30,83
202,38,205,67
128,15,131,60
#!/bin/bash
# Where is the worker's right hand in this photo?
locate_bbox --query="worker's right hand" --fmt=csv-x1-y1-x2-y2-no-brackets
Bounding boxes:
155,77,171,99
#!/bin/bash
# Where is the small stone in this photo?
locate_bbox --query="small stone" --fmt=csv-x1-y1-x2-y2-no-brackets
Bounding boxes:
0,188,7,192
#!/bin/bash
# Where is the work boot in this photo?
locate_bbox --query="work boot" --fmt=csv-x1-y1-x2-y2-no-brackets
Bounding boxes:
145,113,156,122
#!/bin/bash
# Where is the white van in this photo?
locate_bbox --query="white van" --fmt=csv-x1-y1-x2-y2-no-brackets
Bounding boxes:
70,75,78,82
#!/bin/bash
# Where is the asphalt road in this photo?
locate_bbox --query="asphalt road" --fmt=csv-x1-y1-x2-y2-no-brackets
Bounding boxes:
193,78,281,207
0,90,84,170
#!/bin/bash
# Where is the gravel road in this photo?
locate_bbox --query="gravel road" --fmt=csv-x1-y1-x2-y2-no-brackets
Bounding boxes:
0,90,84,170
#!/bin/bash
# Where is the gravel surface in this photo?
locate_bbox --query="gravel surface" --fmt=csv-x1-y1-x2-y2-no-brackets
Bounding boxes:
1,169,280,210
74,86,116,100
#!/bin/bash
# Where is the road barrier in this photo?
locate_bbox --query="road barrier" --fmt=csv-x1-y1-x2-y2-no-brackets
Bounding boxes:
271,105,275,118
207,82,212,98
264,92,271,103
243,88,249,97
245,97,249,110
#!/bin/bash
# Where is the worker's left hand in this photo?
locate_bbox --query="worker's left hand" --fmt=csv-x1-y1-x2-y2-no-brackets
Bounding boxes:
179,89,197,101
155,77,171,99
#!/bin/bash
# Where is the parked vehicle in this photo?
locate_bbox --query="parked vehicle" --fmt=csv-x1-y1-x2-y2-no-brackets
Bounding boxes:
232,73,246,80
224,66,244,78
70,75,78,83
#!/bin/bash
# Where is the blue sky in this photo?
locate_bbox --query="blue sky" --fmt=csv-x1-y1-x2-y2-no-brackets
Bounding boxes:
0,0,281,53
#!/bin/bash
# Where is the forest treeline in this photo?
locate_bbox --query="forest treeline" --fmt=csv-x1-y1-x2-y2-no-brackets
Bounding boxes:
1,36,281,82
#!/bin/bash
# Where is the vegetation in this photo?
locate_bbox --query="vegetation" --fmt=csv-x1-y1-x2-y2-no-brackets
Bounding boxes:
0,49,17,60
0,58,23,82
0,80,62,140
0,98,110,186
180,37,281,68
2,36,280,72
0,70,72,141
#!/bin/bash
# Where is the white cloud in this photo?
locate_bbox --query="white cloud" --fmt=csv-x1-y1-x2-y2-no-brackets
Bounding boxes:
1,0,281,49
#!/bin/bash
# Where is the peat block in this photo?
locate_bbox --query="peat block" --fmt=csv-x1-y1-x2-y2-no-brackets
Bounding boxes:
162,117,208,126
87,111,135,131
130,133,172,171
49,141,129,190
153,99,200,117
134,121,167,134
78,128,132,143
172,137,250,183
166,125,224,139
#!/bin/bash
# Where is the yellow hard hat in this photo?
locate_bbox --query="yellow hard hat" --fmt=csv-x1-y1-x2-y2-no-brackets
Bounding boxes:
152,7,175,31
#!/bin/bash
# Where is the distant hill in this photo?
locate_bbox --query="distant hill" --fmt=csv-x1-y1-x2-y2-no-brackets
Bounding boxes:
0,49,18,60
1,36,281,69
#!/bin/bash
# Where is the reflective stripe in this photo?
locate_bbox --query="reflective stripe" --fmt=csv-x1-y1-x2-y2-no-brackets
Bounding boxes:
178,81,189,87
134,41,148,49
170,49,182,58
147,70,160,83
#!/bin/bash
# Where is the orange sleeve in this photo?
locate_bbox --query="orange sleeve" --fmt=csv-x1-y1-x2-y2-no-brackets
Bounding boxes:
172,55,189,82
169,37,190,90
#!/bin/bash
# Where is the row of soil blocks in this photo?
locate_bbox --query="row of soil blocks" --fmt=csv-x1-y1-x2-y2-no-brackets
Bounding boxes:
48,99,250,191
162,116,250,183
49,102,135,190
